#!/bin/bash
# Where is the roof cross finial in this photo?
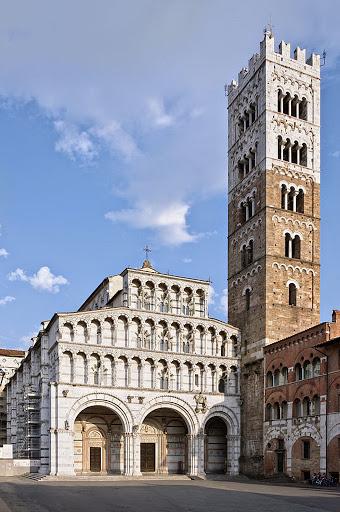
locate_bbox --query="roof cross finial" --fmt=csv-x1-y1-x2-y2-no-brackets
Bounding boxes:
144,245,151,260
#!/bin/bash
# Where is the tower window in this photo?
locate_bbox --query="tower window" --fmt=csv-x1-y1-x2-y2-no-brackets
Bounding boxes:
288,283,297,306
285,234,301,259
245,289,251,311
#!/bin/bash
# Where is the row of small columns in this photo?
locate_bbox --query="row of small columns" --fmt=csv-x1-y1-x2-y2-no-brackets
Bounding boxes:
240,197,255,222
278,138,307,166
58,354,240,394
278,92,307,120
238,150,256,178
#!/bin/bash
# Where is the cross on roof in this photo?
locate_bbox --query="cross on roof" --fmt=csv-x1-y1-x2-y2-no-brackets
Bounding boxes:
144,245,151,259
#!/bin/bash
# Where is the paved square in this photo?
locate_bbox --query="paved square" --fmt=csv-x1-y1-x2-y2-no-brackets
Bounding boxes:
0,478,339,512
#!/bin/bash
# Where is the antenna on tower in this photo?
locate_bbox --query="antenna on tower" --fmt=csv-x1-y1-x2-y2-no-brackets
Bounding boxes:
264,17,274,37
321,50,327,67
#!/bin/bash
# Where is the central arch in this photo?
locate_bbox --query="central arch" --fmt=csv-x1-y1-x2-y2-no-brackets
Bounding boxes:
139,407,188,474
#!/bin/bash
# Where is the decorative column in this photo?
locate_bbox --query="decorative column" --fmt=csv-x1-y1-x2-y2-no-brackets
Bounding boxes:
197,430,206,476
288,142,292,163
123,432,134,475
288,97,292,116
292,190,298,212
280,93,284,113
186,434,198,476
284,190,288,210
296,100,300,119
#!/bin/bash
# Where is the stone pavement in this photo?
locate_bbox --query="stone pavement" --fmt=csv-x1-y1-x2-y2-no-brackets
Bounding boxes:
0,477,339,512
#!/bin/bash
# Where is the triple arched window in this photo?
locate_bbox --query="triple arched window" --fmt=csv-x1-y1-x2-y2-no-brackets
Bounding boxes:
277,90,308,120
281,185,304,213
295,357,321,381
277,137,307,167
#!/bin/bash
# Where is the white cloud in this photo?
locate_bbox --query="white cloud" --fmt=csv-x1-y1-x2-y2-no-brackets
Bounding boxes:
220,288,228,316
90,121,138,160
8,266,68,293
331,150,340,158
0,296,15,306
208,284,215,306
0,248,9,257
54,120,97,162
106,201,198,245
183,257,192,263
54,119,138,163
147,97,175,128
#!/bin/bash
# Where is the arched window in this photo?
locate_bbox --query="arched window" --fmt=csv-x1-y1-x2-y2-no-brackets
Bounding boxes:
265,403,272,421
300,98,308,121
285,233,291,258
312,357,321,377
281,184,287,209
220,344,226,357
300,143,307,167
282,401,288,419
289,283,297,306
296,189,304,213
280,367,288,385
247,240,254,265
293,398,301,417
312,395,320,415
288,186,295,211
292,235,301,259
218,378,226,394
295,363,302,381
266,371,273,388
303,360,311,379
231,336,238,357
245,289,251,311
273,402,281,420
241,244,247,268
302,397,311,416
273,369,280,386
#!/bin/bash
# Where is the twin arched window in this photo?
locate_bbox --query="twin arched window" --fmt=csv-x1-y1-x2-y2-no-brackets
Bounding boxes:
241,240,254,268
285,233,301,259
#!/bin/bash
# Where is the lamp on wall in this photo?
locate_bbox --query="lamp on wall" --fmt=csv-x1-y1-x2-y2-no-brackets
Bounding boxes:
0,369,5,386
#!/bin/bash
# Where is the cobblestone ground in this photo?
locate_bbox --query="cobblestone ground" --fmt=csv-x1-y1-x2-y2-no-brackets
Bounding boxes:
0,478,339,512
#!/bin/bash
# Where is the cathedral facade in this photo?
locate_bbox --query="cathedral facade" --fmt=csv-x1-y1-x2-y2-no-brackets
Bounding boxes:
6,261,241,476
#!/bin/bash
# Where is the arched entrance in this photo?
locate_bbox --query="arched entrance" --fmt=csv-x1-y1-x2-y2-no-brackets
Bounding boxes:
74,406,124,474
140,408,188,474
204,417,228,474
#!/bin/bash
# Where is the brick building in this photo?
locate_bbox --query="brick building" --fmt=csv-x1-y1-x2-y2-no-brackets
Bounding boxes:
264,310,340,480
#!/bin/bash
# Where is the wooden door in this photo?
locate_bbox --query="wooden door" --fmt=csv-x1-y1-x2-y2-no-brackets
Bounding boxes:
140,443,155,472
90,447,101,472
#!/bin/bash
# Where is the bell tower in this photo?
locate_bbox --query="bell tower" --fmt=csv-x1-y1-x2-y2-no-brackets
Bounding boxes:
227,31,320,475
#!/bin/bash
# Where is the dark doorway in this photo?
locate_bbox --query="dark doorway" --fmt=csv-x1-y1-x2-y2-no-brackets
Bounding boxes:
90,447,101,472
140,443,155,472
276,439,285,473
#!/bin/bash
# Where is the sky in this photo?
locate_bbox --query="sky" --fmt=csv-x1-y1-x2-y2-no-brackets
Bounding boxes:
0,0,340,349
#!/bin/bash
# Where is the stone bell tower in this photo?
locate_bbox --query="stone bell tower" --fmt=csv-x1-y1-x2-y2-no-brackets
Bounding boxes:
227,30,321,475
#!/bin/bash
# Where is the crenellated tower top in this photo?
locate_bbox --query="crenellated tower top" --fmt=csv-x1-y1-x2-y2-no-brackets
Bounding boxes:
228,32,320,103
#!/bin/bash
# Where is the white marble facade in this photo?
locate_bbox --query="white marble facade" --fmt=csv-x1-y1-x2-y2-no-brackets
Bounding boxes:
6,261,241,477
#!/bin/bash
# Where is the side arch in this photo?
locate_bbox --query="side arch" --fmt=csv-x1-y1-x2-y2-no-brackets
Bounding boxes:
67,392,133,433
202,404,240,435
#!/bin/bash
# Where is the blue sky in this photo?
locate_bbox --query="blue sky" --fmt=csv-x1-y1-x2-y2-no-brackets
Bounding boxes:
0,1,340,349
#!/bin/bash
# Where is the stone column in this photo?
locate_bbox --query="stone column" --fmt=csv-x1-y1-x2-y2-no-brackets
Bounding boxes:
197,430,206,476
296,101,300,119
123,432,134,475
186,434,198,476
288,97,292,116
280,94,284,113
